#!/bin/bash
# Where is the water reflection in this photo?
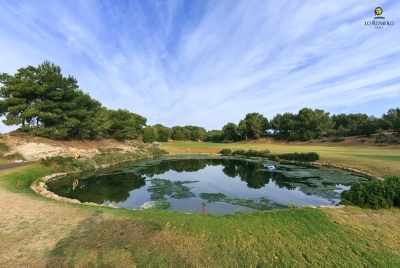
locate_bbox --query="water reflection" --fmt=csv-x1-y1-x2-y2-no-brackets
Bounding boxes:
47,158,366,213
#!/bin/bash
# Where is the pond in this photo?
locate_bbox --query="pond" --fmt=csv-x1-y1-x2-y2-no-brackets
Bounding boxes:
47,155,367,215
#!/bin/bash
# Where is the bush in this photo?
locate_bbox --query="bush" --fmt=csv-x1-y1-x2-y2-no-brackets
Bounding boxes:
220,149,232,156
148,147,169,157
271,155,279,162
5,152,25,161
39,156,93,171
232,150,246,156
0,142,10,156
340,176,400,209
231,149,271,158
279,152,319,162
331,137,345,142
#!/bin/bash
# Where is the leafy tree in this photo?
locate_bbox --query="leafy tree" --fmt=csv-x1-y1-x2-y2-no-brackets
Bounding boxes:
204,130,224,142
171,127,185,140
222,122,238,141
270,112,296,140
107,109,146,141
237,113,268,140
154,124,170,142
170,125,206,141
332,113,378,136
143,126,159,143
382,108,400,134
0,61,102,139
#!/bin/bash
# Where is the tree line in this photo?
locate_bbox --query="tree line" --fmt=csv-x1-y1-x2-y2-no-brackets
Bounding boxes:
1,62,399,142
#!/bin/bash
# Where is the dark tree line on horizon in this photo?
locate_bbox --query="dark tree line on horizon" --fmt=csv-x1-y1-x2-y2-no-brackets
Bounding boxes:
1,62,399,142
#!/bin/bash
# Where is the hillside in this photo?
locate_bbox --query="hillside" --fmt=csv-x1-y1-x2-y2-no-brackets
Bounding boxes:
0,133,138,161
1,132,398,163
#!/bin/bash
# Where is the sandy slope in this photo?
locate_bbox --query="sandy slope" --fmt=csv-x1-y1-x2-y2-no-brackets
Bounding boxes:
1,134,136,161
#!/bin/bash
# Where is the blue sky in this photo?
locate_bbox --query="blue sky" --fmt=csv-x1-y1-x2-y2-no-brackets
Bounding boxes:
1,0,399,133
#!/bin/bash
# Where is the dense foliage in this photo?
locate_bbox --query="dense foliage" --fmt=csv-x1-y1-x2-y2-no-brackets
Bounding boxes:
170,125,206,141
279,152,319,162
0,142,10,157
0,62,146,140
220,149,232,156
1,62,399,142
340,176,400,209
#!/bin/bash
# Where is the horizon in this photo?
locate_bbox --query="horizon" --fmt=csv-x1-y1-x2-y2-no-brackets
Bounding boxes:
1,0,399,133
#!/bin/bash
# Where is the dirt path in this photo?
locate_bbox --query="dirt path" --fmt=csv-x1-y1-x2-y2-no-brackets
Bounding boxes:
0,173,91,266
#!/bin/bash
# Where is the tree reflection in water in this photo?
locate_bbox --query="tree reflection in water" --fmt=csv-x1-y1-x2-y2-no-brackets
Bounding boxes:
47,158,366,209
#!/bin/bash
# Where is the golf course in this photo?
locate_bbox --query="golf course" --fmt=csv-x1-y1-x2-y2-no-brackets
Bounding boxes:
1,139,399,266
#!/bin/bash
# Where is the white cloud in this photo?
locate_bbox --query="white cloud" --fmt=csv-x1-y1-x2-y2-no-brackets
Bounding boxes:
0,0,399,132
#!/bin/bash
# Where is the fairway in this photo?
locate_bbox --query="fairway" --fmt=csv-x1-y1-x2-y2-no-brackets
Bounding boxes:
162,141,400,178
1,144,400,266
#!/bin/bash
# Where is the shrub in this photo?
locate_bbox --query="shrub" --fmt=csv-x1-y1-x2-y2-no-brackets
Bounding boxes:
279,152,319,162
232,150,246,156
148,147,169,157
331,137,345,142
271,155,279,162
5,152,25,161
340,176,400,209
0,142,10,156
39,156,93,172
231,149,271,158
220,149,232,156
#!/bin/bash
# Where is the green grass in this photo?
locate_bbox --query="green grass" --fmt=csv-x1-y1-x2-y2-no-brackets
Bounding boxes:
43,206,400,266
1,140,400,266
162,141,400,178
0,164,55,196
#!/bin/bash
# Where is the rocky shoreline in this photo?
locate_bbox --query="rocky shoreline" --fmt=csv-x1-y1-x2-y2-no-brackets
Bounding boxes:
30,173,119,208
30,158,381,210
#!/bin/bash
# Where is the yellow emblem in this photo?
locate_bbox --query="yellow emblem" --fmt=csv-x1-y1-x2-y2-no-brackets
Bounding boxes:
374,7,383,16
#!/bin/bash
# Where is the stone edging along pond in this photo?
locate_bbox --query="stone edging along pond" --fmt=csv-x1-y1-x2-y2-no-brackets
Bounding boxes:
29,157,153,209
30,157,382,210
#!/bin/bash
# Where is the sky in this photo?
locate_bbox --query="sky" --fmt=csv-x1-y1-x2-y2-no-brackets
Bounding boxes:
0,0,399,133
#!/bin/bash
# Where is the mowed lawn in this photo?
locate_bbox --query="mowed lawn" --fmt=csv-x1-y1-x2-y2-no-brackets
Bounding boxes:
1,143,400,266
162,141,400,178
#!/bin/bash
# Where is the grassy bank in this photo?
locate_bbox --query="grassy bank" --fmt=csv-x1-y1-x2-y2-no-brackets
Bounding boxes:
44,205,400,266
162,141,400,178
1,164,400,266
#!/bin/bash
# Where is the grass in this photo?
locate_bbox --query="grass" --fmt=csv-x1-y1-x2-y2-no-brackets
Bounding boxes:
1,140,400,265
44,205,400,266
0,164,55,196
162,141,400,178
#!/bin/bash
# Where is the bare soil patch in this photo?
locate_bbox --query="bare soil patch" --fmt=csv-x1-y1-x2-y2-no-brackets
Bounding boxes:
0,179,91,266
0,133,136,161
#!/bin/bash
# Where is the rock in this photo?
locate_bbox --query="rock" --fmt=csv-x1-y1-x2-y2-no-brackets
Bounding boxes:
40,188,49,194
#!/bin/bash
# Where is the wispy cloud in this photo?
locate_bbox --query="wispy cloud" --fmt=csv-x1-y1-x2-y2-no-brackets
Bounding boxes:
1,0,399,133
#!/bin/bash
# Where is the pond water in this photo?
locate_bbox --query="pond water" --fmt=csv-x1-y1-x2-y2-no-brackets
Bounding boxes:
47,156,367,215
